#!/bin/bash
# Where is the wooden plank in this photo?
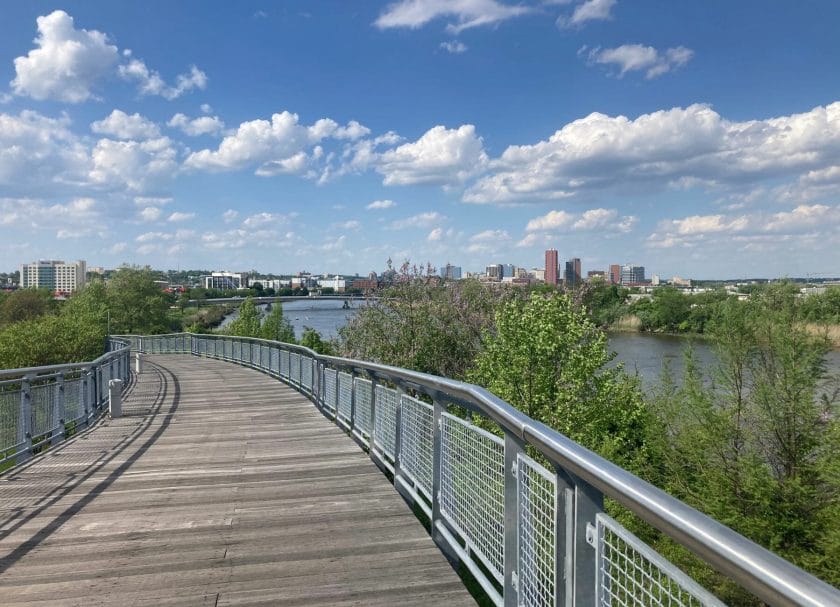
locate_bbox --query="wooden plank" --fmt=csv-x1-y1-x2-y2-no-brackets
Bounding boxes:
0,355,476,606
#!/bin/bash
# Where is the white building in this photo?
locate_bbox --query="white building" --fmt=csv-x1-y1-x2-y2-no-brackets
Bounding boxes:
20,260,86,294
204,271,248,290
317,276,346,292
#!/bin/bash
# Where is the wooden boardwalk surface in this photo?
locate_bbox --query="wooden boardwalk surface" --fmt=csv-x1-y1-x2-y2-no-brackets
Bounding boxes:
0,355,475,606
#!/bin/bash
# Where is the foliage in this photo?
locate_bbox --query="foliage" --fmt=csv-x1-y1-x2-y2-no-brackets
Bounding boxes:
631,287,729,333
224,296,262,338
468,291,652,470
260,303,296,343
801,285,840,323
300,327,335,355
0,288,55,327
581,282,629,326
106,266,171,334
339,269,518,380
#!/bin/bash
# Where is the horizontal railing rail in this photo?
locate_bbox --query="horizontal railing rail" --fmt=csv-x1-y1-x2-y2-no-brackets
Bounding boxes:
99,333,840,606
0,339,131,468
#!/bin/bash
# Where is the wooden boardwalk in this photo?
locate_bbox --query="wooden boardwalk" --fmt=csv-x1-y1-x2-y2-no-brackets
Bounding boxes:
0,355,475,606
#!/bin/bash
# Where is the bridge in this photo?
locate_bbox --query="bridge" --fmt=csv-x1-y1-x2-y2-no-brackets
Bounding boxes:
1,334,839,606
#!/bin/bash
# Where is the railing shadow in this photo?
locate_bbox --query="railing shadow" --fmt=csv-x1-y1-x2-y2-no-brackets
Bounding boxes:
0,360,180,574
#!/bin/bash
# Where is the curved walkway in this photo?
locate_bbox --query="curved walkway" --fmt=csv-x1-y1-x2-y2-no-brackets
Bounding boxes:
0,355,475,606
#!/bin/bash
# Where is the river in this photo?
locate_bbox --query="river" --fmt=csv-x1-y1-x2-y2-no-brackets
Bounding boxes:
219,299,840,390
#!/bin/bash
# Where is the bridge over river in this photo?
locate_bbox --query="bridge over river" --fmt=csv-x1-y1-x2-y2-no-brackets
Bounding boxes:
1,334,839,607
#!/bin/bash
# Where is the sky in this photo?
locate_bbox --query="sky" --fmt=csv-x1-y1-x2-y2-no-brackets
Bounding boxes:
0,1,839,279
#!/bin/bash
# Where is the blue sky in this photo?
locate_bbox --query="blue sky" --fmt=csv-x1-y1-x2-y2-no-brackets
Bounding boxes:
1,1,839,279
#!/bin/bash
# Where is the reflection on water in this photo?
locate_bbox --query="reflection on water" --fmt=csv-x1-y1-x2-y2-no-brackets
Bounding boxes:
218,298,359,340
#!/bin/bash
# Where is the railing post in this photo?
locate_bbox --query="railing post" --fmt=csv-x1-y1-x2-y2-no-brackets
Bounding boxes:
554,467,575,607
569,473,604,607
431,395,446,547
504,432,526,607
368,374,377,448
51,374,65,447
17,377,33,464
80,368,91,428
393,385,405,484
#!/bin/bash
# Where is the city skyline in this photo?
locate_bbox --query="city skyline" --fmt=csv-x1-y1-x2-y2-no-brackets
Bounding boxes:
1,2,839,279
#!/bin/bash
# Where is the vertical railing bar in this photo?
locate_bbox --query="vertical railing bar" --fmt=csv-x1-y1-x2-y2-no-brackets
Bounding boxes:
52,374,65,447
504,432,525,607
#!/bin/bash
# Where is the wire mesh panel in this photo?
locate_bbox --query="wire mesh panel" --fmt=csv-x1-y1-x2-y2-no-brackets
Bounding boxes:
337,372,353,423
0,384,22,454
373,385,398,460
30,381,57,439
439,412,506,584
518,453,558,607
301,357,313,391
280,350,290,379
260,344,270,371
290,353,300,384
324,368,338,413
270,347,280,376
64,377,84,424
596,513,725,607
233,340,241,362
99,364,111,405
354,377,372,437
399,395,434,500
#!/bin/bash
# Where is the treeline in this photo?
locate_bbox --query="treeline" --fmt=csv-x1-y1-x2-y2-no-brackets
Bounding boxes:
336,273,839,605
222,297,334,355
582,281,840,334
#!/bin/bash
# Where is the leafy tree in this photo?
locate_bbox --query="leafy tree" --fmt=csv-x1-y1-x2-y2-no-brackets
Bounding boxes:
468,292,651,470
225,296,262,337
106,266,169,334
300,327,334,355
0,288,55,327
260,303,295,343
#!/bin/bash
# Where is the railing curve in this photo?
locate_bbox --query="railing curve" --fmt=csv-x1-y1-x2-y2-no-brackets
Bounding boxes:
0,338,131,469
35,333,840,607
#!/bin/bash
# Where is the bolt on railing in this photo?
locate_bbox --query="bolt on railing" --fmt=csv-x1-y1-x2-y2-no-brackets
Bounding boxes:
0,339,131,468
43,333,840,607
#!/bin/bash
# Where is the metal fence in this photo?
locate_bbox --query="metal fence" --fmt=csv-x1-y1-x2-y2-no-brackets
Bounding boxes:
0,340,131,468
69,334,840,606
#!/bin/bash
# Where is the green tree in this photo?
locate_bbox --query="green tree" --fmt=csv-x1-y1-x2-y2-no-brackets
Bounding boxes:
260,303,295,343
468,292,651,469
106,266,169,334
0,288,55,327
225,297,262,337
300,327,335,355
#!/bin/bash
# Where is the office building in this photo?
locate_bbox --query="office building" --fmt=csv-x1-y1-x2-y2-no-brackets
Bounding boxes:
440,264,462,280
609,264,621,285
564,258,581,288
20,260,86,294
204,271,248,290
620,264,645,284
501,264,516,278
485,264,503,281
545,249,558,285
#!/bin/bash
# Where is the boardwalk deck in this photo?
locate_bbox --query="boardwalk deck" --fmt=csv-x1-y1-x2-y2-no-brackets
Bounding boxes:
0,355,475,606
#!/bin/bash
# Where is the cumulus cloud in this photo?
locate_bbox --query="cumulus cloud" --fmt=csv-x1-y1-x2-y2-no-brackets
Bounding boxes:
366,199,396,210
526,210,574,231
222,209,239,223
184,111,368,174
0,196,100,231
440,41,468,54
91,110,160,140
119,57,207,100
427,227,444,241
764,204,840,232
168,211,195,222
89,136,178,191
464,102,840,204
471,229,510,242
375,0,531,34
525,208,637,234
138,206,162,222
557,0,616,28
390,211,445,229
11,10,118,102
584,44,694,79
376,124,488,186
242,212,293,227
333,220,361,230
168,113,224,136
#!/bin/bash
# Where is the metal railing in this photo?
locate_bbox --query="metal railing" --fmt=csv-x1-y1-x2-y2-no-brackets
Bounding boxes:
89,334,840,605
0,339,131,468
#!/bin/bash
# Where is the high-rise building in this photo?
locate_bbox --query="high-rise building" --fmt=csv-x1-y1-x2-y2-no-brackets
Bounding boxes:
20,260,87,294
204,271,248,290
501,264,516,278
609,264,621,285
440,264,462,280
545,249,558,285
565,257,581,288
620,264,645,284
485,264,503,280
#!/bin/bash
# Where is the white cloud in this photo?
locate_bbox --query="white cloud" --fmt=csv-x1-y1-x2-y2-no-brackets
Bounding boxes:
89,136,178,191
91,110,160,140
242,212,292,228
526,210,574,231
200,103,213,114
667,214,749,235
376,124,488,186
222,209,239,223
375,0,531,34
11,10,118,102
427,227,444,241
0,197,100,232
440,41,468,54
390,211,445,229
108,242,128,254
134,196,172,206
471,229,510,242
168,211,195,222
366,199,397,210
558,0,616,28
464,102,840,204
764,204,840,232
525,207,637,234
119,58,207,100
168,113,224,136
585,44,694,79
184,111,368,174
573,208,616,229
139,206,162,222
333,220,361,230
